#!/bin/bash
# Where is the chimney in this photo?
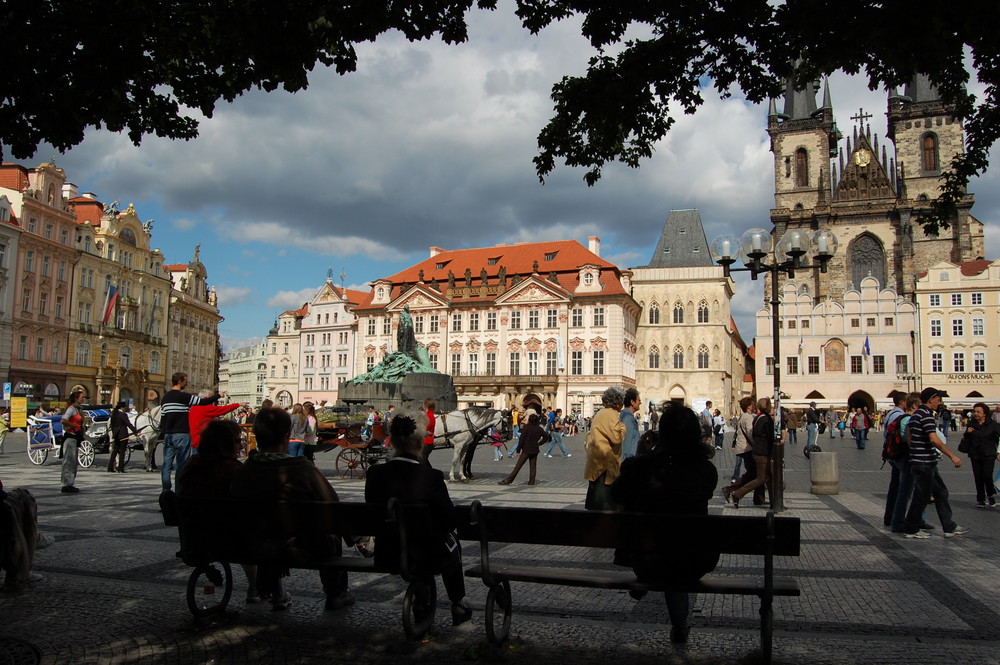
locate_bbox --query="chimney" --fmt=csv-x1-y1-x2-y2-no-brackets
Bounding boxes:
62,182,79,199
588,235,601,256
430,246,444,257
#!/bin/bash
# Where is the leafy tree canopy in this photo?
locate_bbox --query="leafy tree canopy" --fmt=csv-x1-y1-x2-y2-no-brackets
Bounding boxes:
2,1,997,232
515,0,999,233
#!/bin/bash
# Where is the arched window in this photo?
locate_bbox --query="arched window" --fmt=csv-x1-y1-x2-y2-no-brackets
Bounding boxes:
795,148,808,187
697,301,709,323
849,234,887,290
673,346,684,369
75,340,90,366
922,133,938,171
698,345,710,369
673,302,684,324
648,304,659,324
119,345,132,369
649,347,660,369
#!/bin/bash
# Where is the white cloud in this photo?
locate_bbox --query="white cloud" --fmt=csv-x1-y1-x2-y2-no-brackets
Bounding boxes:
266,287,318,309
214,285,253,307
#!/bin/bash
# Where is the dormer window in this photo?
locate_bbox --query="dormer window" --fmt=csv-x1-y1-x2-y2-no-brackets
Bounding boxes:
377,287,385,298
583,273,594,286
544,252,557,261
488,257,500,266
435,261,449,270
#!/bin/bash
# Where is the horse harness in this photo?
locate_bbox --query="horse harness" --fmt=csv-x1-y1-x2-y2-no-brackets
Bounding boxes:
434,410,495,449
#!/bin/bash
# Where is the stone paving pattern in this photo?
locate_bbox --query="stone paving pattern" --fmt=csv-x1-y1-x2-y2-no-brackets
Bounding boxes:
2,429,999,664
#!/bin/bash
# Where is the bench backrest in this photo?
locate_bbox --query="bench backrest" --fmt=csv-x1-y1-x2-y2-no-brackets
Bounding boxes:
454,504,800,557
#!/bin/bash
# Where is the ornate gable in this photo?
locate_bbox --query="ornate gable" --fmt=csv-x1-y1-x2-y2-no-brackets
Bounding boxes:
494,275,570,306
389,284,449,311
835,125,896,202
313,281,340,304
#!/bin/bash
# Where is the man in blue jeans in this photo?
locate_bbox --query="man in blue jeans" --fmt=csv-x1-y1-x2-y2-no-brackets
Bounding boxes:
902,387,968,539
805,401,820,451
544,408,571,457
159,372,223,491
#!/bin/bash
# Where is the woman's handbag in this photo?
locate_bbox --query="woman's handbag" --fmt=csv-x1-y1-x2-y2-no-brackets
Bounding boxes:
818,422,827,434
957,435,971,454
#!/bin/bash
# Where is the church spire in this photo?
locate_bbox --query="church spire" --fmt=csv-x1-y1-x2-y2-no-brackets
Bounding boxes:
903,73,939,103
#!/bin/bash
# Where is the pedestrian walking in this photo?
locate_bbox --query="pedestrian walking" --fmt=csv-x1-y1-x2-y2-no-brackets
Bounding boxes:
108,401,139,473
619,389,641,459
903,388,968,539
499,413,549,486
805,401,820,450
544,408,571,457
584,387,627,510
59,390,86,493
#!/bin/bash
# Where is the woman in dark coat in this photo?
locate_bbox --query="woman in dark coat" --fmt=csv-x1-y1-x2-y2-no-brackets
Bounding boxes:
961,402,1000,507
498,413,550,486
610,404,719,643
365,410,472,624
108,401,139,473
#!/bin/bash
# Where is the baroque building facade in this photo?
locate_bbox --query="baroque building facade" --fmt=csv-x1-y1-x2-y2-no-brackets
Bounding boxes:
632,210,748,417
352,238,639,415
757,75,986,412
0,196,21,401
166,247,222,395
66,197,171,408
224,339,267,406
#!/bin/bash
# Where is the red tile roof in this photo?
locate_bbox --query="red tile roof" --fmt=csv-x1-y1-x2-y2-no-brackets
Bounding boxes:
166,264,188,272
69,196,104,226
0,164,30,192
281,305,310,318
960,259,993,276
355,240,627,310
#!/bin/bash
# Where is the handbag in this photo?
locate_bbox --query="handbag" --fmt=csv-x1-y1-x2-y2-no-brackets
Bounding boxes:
818,422,827,434
957,435,970,454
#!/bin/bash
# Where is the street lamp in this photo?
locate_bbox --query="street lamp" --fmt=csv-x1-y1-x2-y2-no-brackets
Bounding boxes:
710,226,839,512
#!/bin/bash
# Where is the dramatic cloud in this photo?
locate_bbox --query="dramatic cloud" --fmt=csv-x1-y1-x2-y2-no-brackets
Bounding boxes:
266,287,320,310
213,286,253,307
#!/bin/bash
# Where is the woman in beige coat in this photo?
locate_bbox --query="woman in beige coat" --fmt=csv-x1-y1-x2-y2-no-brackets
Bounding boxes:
584,387,627,510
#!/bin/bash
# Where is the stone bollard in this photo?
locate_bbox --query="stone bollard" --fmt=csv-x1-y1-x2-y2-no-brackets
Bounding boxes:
810,451,839,495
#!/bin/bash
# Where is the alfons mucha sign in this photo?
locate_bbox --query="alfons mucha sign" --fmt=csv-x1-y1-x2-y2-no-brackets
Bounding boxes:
946,374,994,382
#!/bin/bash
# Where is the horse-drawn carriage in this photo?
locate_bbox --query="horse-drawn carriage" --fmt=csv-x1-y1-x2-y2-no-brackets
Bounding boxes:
27,405,159,468
317,420,389,479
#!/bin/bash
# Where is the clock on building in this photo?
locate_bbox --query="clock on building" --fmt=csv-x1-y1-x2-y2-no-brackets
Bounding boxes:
853,148,872,167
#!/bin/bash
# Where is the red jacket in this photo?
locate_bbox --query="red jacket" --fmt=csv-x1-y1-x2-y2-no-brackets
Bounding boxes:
188,403,241,449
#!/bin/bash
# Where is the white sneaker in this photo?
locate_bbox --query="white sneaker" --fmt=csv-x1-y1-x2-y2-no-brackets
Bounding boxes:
544,454,552,458
905,531,931,539
565,454,572,458
944,525,970,538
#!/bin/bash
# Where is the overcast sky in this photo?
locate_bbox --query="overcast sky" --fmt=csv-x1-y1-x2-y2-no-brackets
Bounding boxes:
19,2,999,352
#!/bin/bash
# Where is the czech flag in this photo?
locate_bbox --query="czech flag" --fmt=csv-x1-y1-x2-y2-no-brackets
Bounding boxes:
102,285,119,325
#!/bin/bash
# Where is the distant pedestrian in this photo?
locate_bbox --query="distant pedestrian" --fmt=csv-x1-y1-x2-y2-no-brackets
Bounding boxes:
959,402,1000,508
108,401,139,473
712,409,725,450
288,403,307,457
499,414,549,486
728,396,755,483
422,398,436,462
727,397,773,509
545,408,571,458
805,401,821,450
700,401,714,446
619,389,641,459
583,387,627,510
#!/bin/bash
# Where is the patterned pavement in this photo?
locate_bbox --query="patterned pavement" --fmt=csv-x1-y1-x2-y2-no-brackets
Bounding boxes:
1,428,999,665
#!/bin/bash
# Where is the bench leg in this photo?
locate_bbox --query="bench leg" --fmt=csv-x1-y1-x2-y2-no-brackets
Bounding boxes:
485,578,512,644
759,598,773,665
186,561,233,619
402,578,437,640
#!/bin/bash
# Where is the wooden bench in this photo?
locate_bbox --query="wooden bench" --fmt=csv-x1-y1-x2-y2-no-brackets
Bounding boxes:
159,491,440,638
455,501,800,664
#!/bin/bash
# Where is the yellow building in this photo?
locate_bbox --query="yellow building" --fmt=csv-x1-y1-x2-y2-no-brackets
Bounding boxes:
67,197,171,408
915,260,1000,405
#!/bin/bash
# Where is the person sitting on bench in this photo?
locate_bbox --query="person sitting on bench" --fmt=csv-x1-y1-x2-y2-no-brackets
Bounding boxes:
365,410,473,625
611,404,720,644
0,479,55,586
230,407,355,611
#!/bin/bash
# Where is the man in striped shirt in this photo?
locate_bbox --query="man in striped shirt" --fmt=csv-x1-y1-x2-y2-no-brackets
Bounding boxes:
160,372,223,491
902,387,968,539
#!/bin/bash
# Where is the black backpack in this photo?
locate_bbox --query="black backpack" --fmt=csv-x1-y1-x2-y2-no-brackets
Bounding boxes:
883,414,910,461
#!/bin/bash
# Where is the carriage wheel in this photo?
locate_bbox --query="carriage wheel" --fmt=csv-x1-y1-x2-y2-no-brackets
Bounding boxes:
186,562,233,619
78,440,96,468
485,578,512,644
27,447,48,466
402,579,437,640
336,448,367,479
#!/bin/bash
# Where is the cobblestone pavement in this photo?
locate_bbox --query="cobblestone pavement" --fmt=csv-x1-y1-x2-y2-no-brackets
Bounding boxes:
2,429,999,665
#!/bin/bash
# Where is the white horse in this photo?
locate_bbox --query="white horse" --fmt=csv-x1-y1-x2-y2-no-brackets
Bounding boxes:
433,407,509,482
132,406,162,471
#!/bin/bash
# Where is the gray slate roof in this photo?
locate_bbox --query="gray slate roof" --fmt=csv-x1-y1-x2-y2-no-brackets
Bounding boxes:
644,209,714,268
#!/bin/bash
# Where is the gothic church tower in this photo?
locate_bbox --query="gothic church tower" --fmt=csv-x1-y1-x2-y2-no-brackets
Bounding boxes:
766,73,984,303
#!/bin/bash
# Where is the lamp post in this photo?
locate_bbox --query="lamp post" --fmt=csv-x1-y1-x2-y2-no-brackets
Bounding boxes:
710,227,839,512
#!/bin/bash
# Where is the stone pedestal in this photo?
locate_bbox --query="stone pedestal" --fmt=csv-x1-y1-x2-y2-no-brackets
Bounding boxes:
810,451,839,495
338,373,457,413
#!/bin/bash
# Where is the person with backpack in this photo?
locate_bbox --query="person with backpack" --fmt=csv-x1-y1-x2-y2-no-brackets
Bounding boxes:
881,391,909,528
